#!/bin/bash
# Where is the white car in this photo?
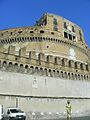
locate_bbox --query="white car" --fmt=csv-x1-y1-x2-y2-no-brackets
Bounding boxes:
4,107,26,120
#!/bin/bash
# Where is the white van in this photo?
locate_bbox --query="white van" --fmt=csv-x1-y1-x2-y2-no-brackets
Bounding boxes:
3,107,26,120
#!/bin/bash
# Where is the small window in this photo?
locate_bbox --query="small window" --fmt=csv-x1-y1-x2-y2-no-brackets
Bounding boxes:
40,30,44,33
47,46,49,48
75,62,77,69
53,26,58,31
51,32,54,35
30,31,33,33
15,58,18,60
79,30,82,41
73,36,76,40
64,32,68,38
69,34,72,40
18,31,22,34
53,18,58,25
20,64,23,67
86,65,89,71
72,26,75,32
25,65,28,69
11,32,13,35
64,22,67,29
80,63,83,70
69,61,72,67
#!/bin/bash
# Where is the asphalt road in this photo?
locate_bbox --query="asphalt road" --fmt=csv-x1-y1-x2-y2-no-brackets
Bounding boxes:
52,116,90,120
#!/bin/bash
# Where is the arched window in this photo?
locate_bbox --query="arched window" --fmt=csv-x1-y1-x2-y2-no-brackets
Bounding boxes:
64,72,67,78
75,74,77,80
68,73,70,79
44,68,48,76
61,71,64,78
71,73,74,80
3,61,7,66
25,65,28,69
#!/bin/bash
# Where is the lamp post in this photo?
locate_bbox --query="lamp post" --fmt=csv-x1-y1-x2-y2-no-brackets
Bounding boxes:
66,100,72,120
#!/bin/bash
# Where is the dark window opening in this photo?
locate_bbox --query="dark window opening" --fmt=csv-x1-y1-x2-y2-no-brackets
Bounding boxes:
47,46,49,48
30,66,33,68
53,18,58,25
17,38,19,41
30,31,33,33
75,62,77,69
22,37,24,40
72,26,75,32
47,56,49,62
79,30,82,41
64,32,68,38
54,57,57,64
64,22,67,29
51,32,54,35
86,65,89,71
49,69,51,72
40,30,44,33
15,63,18,66
3,61,7,64
11,32,13,35
69,61,72,67
9,62,12,65
18,31,22,34
73,36,76,40
69,34,72,40
20,64,23,67
25,65,28,69
53,26,58,31
15,58,18,60
80,63,83,70
62,59,65,66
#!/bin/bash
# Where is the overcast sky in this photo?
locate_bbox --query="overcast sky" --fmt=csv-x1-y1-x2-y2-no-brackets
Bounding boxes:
0,0,90,47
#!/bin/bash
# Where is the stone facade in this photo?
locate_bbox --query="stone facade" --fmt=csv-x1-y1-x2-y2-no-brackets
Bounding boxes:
0,13,90,119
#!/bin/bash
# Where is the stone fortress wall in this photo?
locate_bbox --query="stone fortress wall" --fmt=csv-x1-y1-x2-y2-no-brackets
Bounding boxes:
0,26,89,81
0,13,90,119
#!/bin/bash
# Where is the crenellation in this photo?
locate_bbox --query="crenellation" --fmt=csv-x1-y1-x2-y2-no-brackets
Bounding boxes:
0,58,89,81
8,45,15,55
19,47,26,57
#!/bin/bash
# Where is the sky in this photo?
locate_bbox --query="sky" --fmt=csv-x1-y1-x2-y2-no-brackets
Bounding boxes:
0,0,90,47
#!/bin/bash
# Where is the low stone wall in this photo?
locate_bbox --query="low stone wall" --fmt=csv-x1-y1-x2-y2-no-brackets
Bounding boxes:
0,71,90,114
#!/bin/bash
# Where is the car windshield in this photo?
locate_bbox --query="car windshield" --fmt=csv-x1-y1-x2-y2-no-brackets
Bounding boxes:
10,109,22,113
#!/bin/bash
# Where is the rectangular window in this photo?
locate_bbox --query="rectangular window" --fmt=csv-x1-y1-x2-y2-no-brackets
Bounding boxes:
64,32,68,38
64,22,67,29
53,18,58,25
72,26,75,32
73,36,76,41
79,30,82,41
69,34,72,40
53,25,58,31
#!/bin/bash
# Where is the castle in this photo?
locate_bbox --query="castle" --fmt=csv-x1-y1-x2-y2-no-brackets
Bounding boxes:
0,13,90,119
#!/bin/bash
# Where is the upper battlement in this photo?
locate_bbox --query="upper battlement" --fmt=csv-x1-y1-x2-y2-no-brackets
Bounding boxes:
35,13,86,45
